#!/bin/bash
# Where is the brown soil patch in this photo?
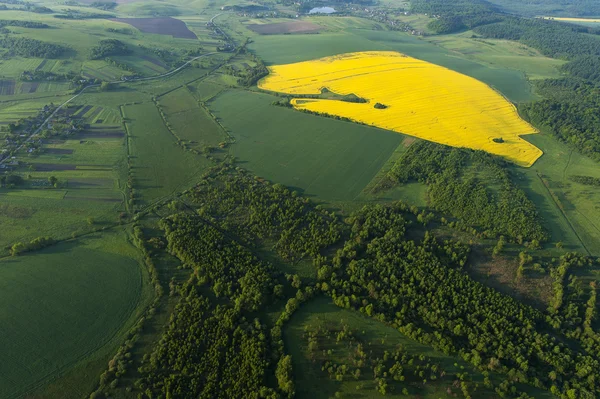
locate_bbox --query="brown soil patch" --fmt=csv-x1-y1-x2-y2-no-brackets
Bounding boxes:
86,106,103,120
67,178,113,188
402,136,416,147
110,17,197,39
468,247,553,309
74,105,93,117
246,21,322,35
36,59,47,71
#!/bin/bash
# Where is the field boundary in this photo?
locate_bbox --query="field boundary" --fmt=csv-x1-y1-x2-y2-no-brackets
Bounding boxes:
536,172,590,255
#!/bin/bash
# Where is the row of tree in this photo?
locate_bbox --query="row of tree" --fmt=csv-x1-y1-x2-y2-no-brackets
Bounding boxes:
0,36,67,58
377,141,548,243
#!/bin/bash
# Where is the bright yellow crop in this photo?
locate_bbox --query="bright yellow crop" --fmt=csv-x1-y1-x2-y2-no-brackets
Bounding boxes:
258,51,543,167
541,16,600,23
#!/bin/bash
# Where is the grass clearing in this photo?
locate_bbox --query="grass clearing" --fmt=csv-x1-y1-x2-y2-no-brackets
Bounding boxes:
425,31,566,80
0,229,148,399
521,131,600,255
159,87,228,149
0,191,123,252
209,89,404,201
284,297,546,399
187,80,225,101
124,102,212,206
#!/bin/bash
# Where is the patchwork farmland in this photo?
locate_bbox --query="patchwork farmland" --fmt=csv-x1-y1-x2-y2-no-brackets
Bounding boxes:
0,1,598,399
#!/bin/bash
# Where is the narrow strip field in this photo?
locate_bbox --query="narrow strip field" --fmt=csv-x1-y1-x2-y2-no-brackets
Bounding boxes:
159,87,228,149
124,102,212,206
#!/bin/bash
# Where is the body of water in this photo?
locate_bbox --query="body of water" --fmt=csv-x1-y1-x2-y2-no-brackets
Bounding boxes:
309,6,336,14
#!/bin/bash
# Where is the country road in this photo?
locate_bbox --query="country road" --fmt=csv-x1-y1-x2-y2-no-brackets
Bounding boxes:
1,13,228,164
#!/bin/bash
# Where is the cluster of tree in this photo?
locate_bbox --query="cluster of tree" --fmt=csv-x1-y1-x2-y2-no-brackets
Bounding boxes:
473,17,600,59
103,56,137,74
237,62,269,87
0,20,48,28
489,0,600,18
187,169,342,261
161,213,280,312
105,27,132,35
10,236,55,256
411,0,503,33
320,203,600,398
26,4,52,13
20,69,77,81
0,174,23,187
569,175,600,186
54,11,114,19
0,36,67,58
520,78,600,162
89,1,116,10
304,321,476,396
138,283,278,398
377,141,547,243
561,56,600,81
89,39,131,60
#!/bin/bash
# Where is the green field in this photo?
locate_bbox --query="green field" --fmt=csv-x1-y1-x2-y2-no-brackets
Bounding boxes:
187,80,225,101
0,229,148,399
425,31,566,80
209,89,405,200
159,86,228,149
285,297,551,399
124,101,212,206
520,131,600,255
246,27,536,102
0,1,598,397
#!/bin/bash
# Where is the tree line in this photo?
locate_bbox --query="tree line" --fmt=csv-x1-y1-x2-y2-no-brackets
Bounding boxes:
0,36,67,58
376,141,548,243
89,39,131,60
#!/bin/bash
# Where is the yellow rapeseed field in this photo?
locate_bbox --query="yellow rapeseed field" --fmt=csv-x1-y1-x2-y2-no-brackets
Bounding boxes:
541,16,600,23
258,51,543,167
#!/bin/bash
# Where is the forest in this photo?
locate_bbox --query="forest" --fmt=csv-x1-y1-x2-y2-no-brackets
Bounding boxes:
473,18,600,59
376,141,548,243
0,36,66,58
89,39,131,60
129,167,600,399
411,0,502,33
520,57,600,162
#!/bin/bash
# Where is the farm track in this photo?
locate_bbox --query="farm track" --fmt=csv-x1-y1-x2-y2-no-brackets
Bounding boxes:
0,13,230,165
536,173,591,255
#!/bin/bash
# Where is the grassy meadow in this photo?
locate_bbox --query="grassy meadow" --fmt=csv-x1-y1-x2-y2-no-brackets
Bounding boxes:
521,131,600,255
244,25,537,102
285,297,551,399
158,86,228,150
0,229,150,399
0,1,598,397
209,89,405,200
424,31,566,80
124,101,212,207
